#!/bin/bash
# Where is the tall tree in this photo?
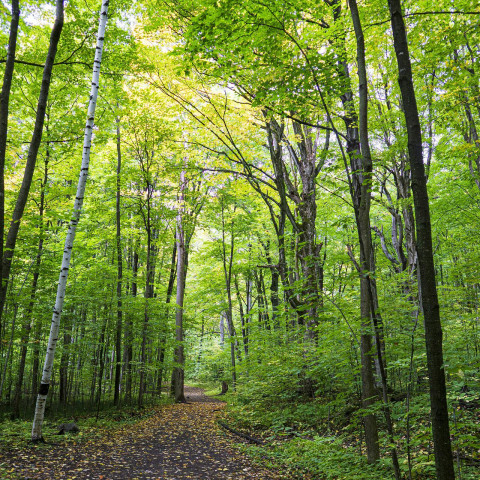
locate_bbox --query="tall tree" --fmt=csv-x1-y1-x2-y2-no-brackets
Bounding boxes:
348,0,399,473
114,113,123,406
0,0,20,316
31,0,109,441
387,1,455,478
220,196,238,389
172,165,187,403
0,0,64,329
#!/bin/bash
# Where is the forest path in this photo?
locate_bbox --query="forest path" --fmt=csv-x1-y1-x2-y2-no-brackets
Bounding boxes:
3,387,286,479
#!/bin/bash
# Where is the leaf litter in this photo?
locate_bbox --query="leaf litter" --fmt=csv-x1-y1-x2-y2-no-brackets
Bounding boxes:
0,387,293,479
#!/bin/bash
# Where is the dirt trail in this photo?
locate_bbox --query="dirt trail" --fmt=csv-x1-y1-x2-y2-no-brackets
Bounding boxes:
2,387,285,479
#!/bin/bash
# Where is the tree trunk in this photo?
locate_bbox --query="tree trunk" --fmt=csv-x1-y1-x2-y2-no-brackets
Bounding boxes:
11,149,48,419
265,118,324,338
0,0,20,332
114,114,123,406
220,199,238,389
139,230,156,407
31,314,42,402
234,275,248,357
219,313,225,346
245,277,252,348
335,0,382,463
95,311,108,405
90,311,98,404
0,302,17,400
172,167,187,403
31,0,108,441
124,246,138,403
0,0,64,327
387,1,455,477
157,240,176,395
59,318,71,407
263,242,280,328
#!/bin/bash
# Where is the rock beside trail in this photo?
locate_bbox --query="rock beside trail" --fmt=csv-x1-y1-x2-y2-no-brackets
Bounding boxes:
57,423,79,435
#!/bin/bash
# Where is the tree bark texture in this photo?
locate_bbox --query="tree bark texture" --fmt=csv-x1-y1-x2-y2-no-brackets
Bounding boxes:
265,118,325,337
114,114,122,406
172,167,187,403
0,0,20,327
138,228,156,407
346,2,402,471
334,13,380,466
221,199,237,389
158,240,176,395
31,0,108,441
387,1,455,478
124,246,138,403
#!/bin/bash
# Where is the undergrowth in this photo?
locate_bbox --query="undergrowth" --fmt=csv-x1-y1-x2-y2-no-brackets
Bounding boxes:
221,384,480,480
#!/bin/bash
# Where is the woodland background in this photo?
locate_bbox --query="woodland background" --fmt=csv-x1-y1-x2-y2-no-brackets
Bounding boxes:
0,0,480,479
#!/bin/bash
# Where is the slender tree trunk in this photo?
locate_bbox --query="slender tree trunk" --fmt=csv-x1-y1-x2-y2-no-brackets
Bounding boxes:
11,150,48,419
0,0,20,332
0,302,17,399
172,168,187,403
245,277,252,348
264,242,280,327
59,318,71,407
0,0,64,326
31,315,42,401
114,114,122,406
124,246,138,402
220,199,237,389
31,0,108,441
341,93,381,462
155,343,166,395
157,240,176,395
139,232,156,407
218,316,224,350
96,311,108,405
259,270,270,330
334,0,381,463
73,312,86,406
387,1,454,477
90,311,98,404
138,252,149,406
234,275,249,357
348,1,383,464
166,241,177,304
464,99,480,191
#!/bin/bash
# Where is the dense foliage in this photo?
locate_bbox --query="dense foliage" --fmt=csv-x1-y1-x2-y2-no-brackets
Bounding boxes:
1,0,480,478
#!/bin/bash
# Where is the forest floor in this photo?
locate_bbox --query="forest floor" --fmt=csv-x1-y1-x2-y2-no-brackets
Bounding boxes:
0,387,295,480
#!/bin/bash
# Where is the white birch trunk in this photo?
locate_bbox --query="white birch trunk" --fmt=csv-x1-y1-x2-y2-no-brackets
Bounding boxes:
31,0,109,441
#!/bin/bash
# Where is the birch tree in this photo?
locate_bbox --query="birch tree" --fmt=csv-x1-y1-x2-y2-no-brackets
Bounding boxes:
31,0,109,442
